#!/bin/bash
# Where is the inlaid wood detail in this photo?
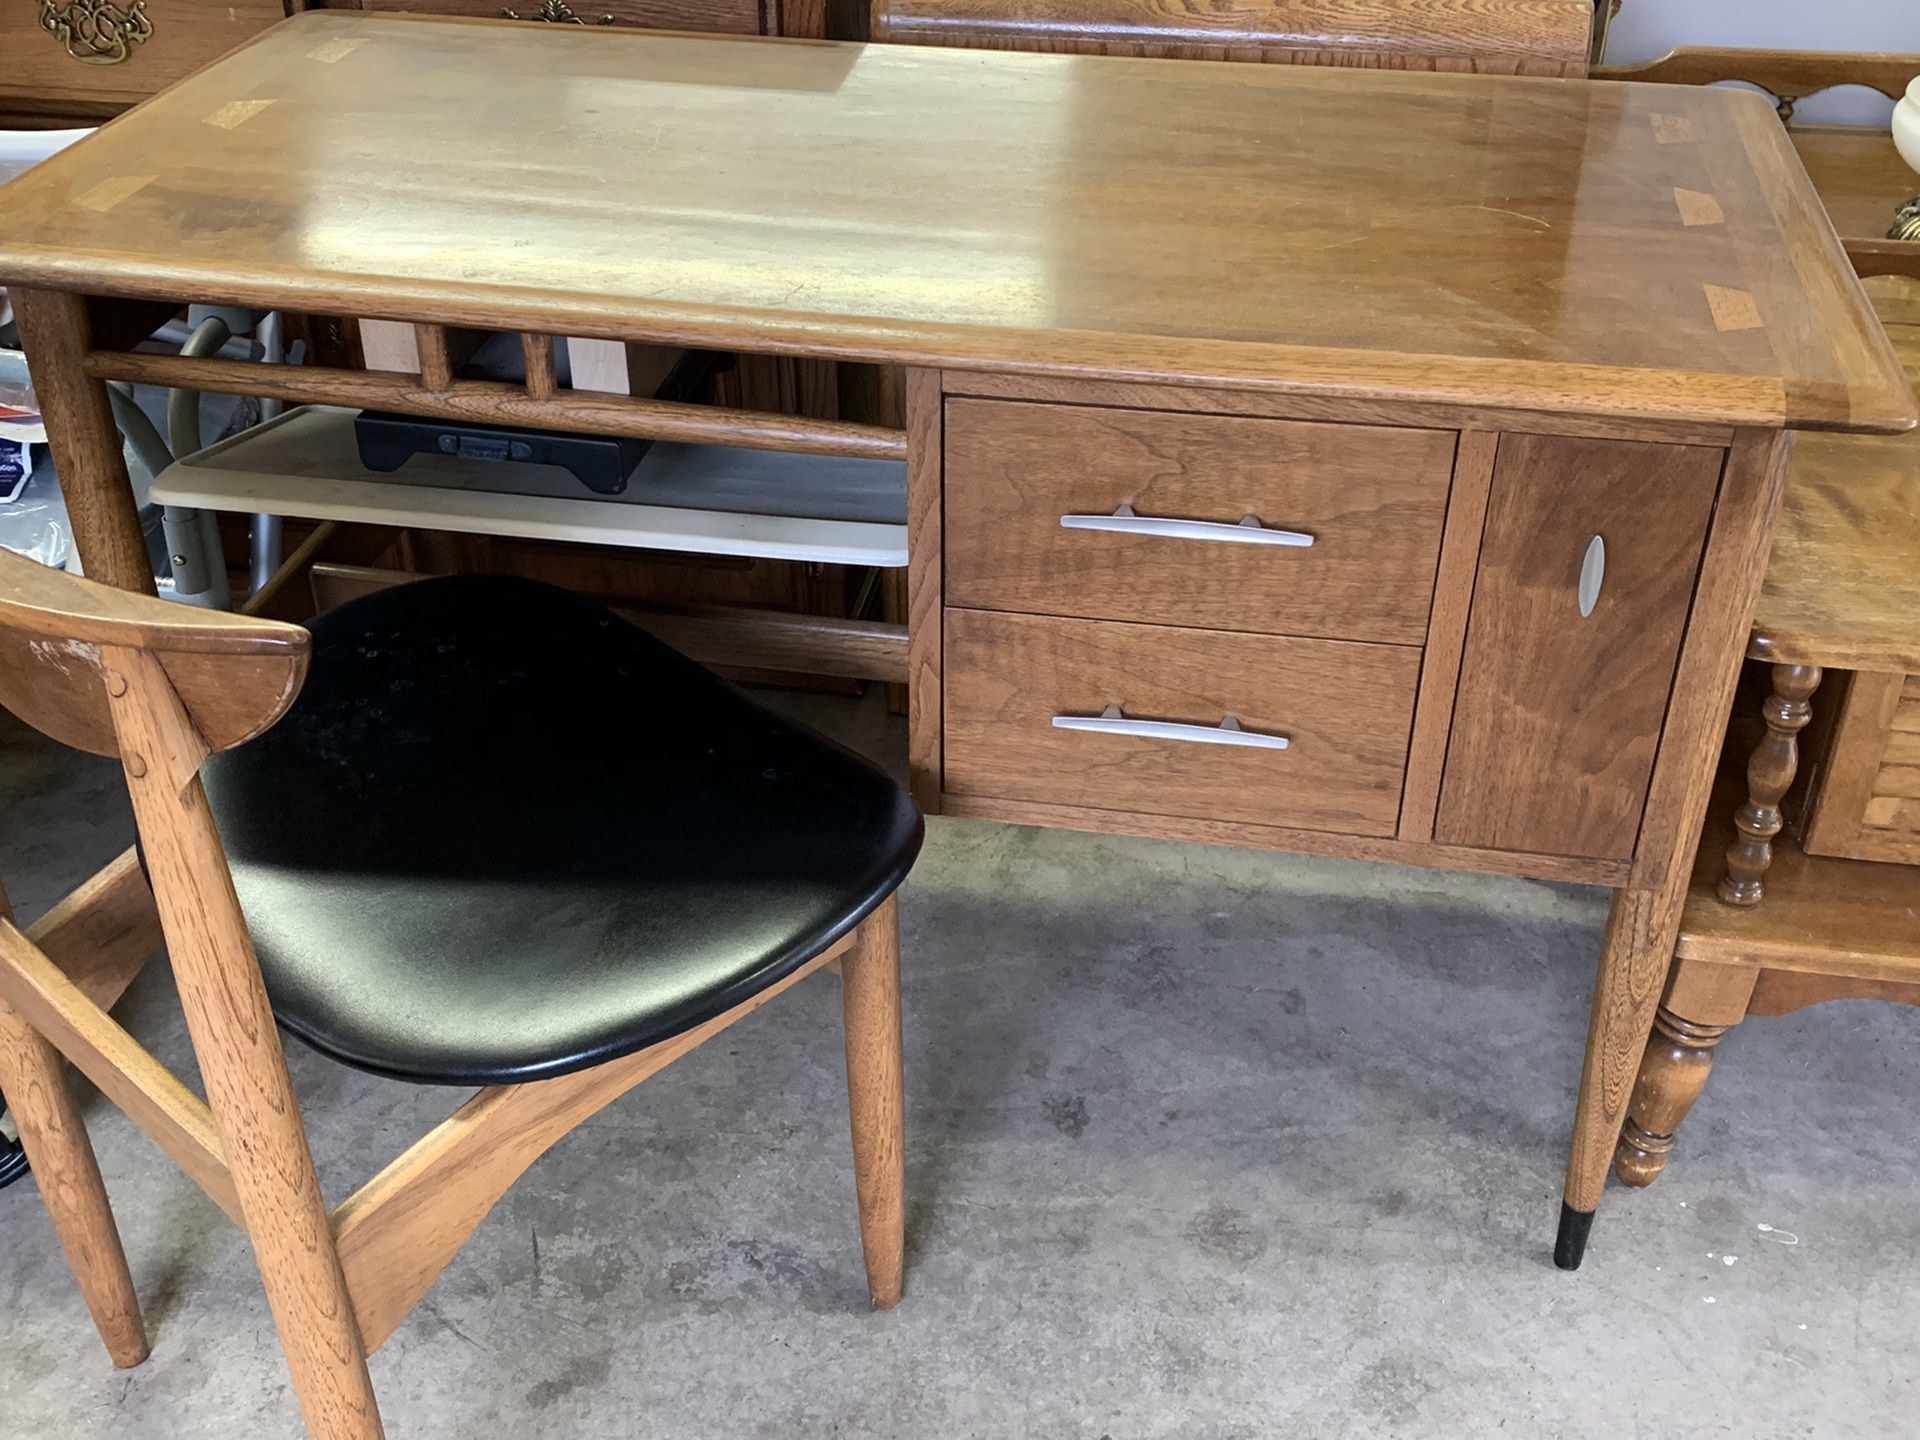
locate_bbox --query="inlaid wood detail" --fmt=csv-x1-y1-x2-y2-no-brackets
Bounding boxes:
1703,284,1764,332
72,174,154,213
1672,188,1724,226
203,98,272,130
308,35,366,63
1649,113,1695,144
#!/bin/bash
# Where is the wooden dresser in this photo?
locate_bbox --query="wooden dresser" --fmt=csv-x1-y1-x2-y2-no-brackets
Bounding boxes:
1,0,291,124
1,0,827,126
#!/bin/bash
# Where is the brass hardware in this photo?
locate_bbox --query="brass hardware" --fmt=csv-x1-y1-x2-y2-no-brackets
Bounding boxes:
501,1,614,22
38,0,153,66
1893,198,1920,244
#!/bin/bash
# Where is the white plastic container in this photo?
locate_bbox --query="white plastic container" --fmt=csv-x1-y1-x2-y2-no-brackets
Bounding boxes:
1895,78,1920,178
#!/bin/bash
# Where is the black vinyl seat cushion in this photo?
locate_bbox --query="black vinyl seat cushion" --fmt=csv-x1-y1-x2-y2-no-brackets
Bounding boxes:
200,575,922,1087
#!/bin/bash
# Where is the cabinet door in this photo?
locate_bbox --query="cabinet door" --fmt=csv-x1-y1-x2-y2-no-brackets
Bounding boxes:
1434,434,1724,860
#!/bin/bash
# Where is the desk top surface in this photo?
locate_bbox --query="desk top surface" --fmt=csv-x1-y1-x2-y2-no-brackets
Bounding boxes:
0,11,1911,433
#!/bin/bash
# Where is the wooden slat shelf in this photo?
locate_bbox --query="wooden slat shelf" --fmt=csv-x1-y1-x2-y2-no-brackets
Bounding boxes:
151,406,908,567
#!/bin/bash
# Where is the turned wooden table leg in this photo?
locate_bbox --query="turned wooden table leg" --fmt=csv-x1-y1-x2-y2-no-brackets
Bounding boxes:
1718,663,1821,908
1614,962,1758,1186
1614,1011,1730,1186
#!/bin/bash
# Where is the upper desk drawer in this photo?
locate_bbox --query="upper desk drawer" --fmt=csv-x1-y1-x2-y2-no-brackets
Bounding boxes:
355,0,763,34
944,399,1454,645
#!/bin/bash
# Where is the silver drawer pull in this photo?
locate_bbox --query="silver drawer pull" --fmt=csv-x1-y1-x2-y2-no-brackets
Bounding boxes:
1579,534,1605,618
1052,703,1290,751
1059,504,1314,548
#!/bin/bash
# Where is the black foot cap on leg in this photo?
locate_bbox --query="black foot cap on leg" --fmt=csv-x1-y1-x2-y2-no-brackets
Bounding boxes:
1554,1203,1594,1271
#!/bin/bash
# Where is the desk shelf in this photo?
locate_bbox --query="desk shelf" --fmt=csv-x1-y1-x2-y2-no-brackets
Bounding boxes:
151,405,908,568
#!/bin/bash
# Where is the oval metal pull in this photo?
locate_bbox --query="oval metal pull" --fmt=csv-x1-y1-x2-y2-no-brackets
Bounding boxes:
1578,535,1605,618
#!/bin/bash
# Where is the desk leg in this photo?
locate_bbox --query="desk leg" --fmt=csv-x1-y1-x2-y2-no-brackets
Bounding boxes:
12,289,155,595
1555,428,1790,1271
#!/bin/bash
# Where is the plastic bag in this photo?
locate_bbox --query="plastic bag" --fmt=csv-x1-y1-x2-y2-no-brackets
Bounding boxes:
0,457,73,571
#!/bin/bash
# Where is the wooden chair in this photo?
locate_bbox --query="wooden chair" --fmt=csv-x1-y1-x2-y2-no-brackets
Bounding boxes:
1611,275,1920,1187
870,0,1594,75
0,552,921,1439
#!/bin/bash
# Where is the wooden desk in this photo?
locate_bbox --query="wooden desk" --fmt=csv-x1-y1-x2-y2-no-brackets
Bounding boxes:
0,11,1910,1274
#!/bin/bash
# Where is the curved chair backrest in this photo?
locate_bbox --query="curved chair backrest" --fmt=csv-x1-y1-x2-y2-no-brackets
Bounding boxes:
1592,47,1919,124
870,0,1594,76
0,545,308,762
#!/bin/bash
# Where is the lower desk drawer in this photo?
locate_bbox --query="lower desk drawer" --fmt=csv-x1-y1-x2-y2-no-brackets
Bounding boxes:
943,609,1420,837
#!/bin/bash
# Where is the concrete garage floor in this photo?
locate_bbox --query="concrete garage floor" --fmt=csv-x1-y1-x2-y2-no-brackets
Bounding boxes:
3,694,1918,1439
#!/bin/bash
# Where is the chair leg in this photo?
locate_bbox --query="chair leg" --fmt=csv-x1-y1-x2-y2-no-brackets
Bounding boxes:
0,996,149,1367
101,663,385,1440
840,895,904,1310
1613,962,1758,1187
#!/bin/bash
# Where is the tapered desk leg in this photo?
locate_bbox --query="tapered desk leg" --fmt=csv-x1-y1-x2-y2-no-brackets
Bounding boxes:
12,289,156,595
1555,429,1791,1271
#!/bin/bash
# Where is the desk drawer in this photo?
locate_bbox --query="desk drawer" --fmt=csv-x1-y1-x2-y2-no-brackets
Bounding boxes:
0,0,288,116
356,0,764,34
944,399,1454,644
943,609,1420,836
